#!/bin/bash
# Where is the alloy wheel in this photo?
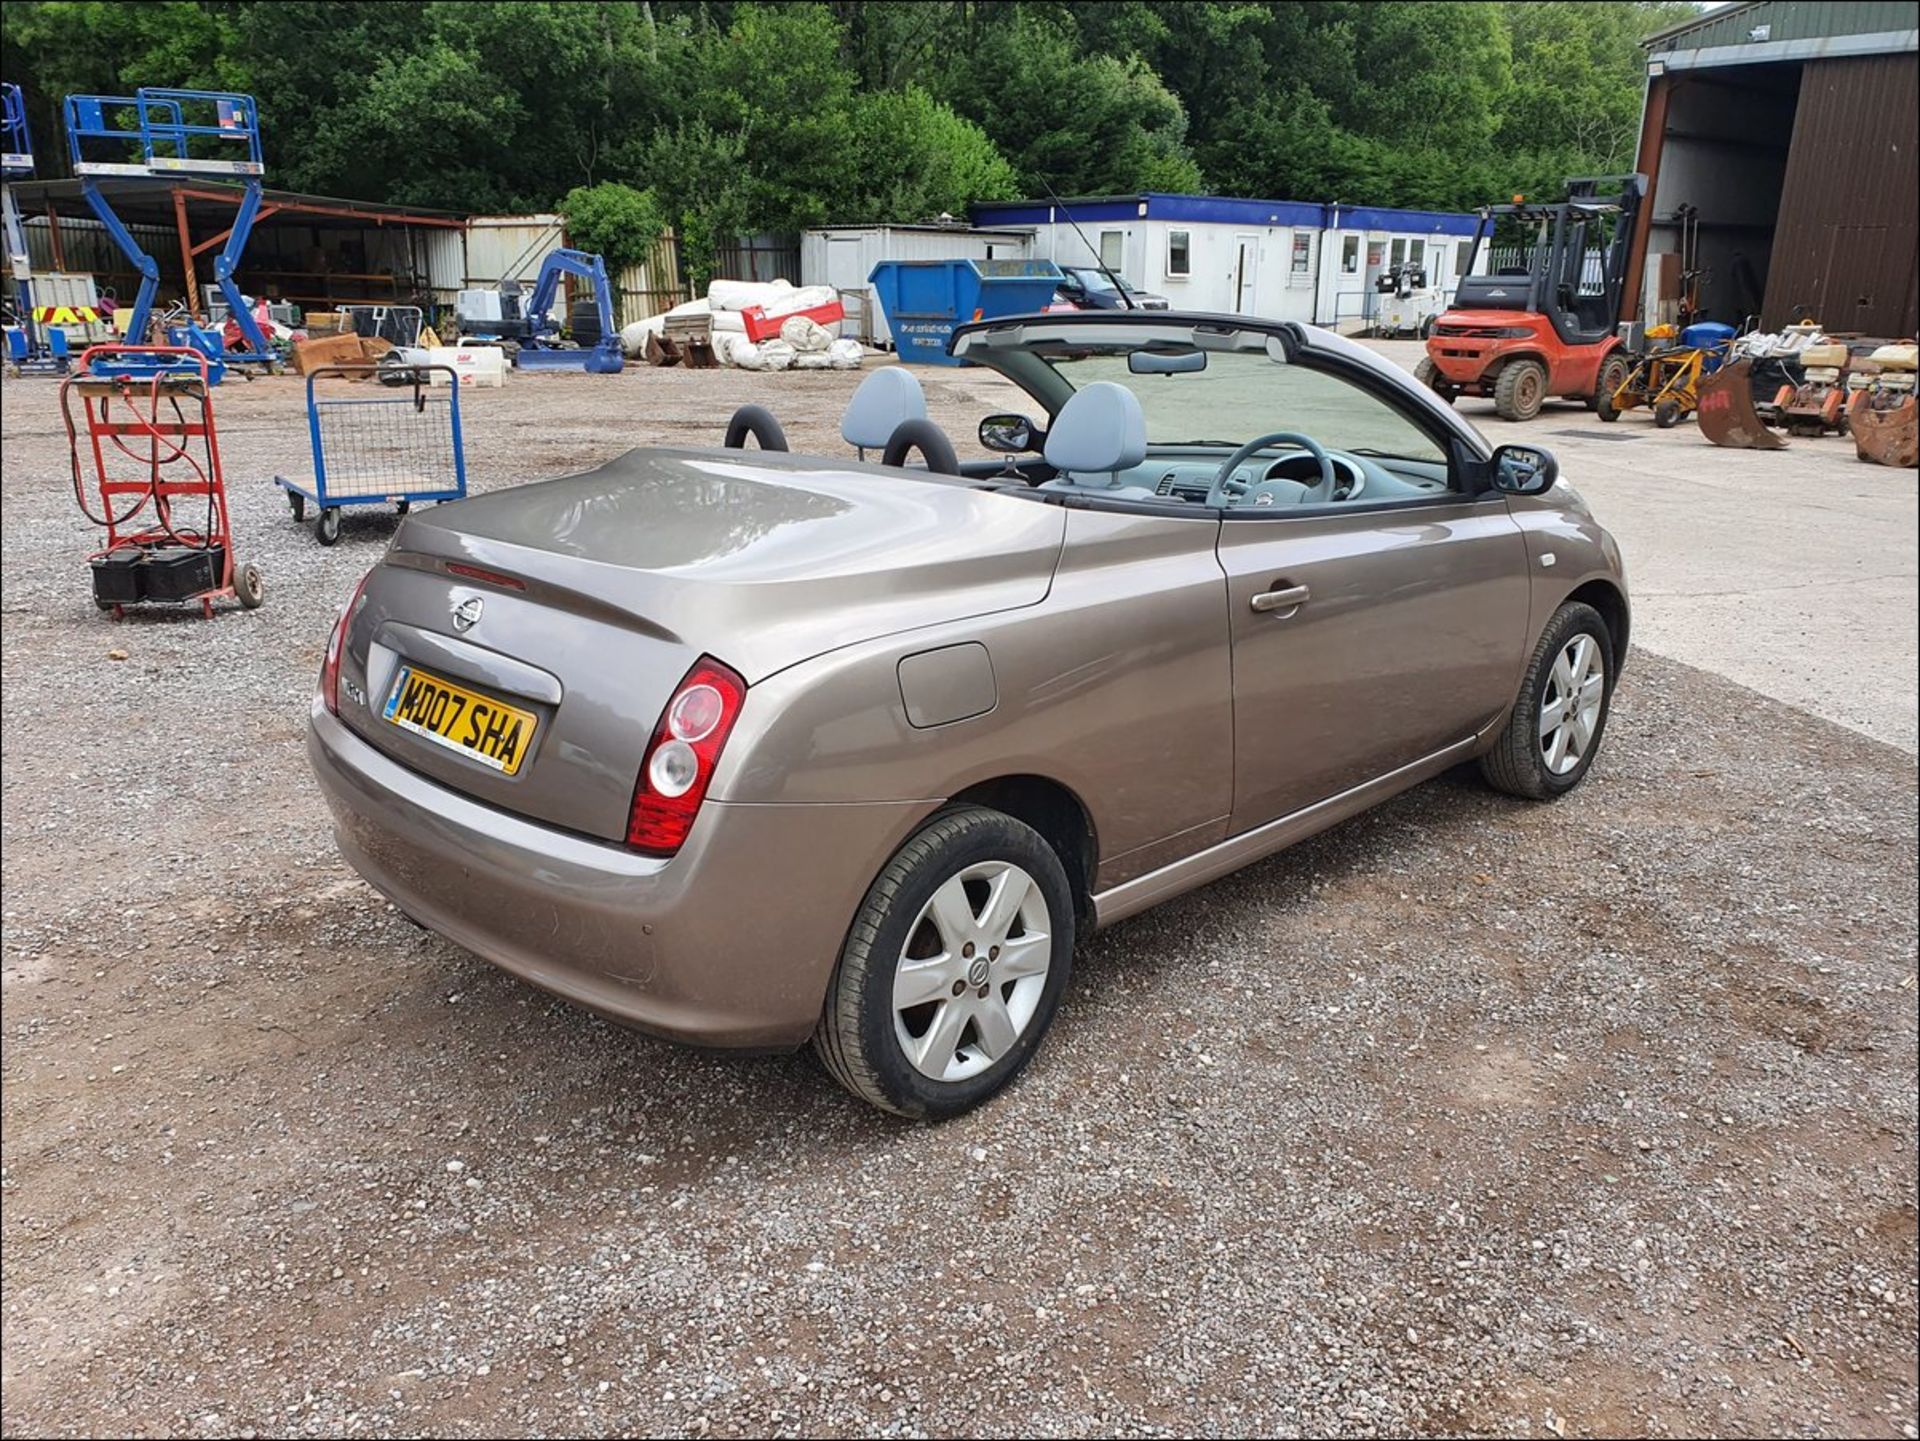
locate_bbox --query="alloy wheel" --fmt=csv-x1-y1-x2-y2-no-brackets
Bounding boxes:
892,860,1052,1082
1539,633,1606,775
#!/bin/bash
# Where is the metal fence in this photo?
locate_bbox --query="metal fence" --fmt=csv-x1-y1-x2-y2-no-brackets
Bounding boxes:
1485,245,1610,294
713,232,800,284
616,230,691,322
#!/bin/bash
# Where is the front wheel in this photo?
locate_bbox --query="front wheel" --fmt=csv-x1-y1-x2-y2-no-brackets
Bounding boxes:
1414,356,1457,406
1493,358,1548,421
1481,601,1615,800
316,507,342,546
1591,354,1629,418
814,807,1075,1119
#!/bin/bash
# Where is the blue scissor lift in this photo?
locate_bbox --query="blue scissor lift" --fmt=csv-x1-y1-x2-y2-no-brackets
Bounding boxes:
63,88,277,381
3,80,72,375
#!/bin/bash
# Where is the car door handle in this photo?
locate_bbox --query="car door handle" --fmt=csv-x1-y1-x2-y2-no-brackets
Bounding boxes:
1250,583,1310,614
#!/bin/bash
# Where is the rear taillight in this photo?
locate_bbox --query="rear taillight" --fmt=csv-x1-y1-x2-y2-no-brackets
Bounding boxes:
321,570,373,715
626,657,747,856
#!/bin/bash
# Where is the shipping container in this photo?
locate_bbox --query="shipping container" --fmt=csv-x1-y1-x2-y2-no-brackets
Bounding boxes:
801,225,1034,347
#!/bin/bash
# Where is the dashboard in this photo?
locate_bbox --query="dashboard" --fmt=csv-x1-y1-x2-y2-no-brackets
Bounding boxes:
1134,448,1450,505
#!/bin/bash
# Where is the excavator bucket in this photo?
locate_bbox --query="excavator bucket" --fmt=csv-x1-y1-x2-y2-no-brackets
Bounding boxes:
1853,395,1919,468
1696,358,1786,449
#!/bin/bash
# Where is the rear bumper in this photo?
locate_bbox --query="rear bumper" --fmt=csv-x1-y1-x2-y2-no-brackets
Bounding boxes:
307,703,933,1049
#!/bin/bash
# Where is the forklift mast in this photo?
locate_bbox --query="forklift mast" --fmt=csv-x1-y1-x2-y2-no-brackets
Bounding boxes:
1454,174,1645,341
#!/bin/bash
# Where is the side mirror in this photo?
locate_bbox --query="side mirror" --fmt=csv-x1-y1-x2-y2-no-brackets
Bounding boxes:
1490,443,1559,495
979,413,1041,454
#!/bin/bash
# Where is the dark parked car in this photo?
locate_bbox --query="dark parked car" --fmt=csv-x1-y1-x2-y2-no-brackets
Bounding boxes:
1054,266,1169,311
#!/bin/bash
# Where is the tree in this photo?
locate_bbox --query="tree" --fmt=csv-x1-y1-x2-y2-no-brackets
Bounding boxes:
937,9,1203,194
849,87,1019,224
2,0,1709,234
559,182,667,273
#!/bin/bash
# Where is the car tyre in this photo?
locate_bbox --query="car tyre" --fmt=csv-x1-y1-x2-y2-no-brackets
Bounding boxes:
1481,601,1615,800
814,806,1075,1119
1494,358,1548,421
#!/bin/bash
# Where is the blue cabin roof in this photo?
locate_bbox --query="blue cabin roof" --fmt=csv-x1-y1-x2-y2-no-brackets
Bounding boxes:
972,191,1478,237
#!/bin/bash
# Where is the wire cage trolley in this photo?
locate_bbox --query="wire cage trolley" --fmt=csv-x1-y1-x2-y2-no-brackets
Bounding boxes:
62,344,263,619
274,364,468,545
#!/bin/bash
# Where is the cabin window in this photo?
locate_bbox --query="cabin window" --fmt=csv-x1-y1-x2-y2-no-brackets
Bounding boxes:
1166,229,1191,278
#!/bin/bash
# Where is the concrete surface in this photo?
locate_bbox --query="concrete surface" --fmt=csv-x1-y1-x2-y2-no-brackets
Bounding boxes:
1364,339,1920,753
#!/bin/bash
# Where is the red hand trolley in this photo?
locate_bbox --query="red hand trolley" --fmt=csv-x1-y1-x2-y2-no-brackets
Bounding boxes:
61,345,263,619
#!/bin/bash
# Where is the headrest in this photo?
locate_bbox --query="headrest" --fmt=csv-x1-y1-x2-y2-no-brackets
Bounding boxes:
1042,382,1148,480
841,367,927,449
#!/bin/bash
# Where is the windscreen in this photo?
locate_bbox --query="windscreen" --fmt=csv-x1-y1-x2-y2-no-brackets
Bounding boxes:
1050,350,1446,464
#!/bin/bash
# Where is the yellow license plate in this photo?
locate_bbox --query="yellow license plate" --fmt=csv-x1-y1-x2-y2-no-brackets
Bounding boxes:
382,665,538,776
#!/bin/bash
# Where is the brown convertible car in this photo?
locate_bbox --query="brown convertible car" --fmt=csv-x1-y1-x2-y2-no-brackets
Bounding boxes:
308,311,1627,1117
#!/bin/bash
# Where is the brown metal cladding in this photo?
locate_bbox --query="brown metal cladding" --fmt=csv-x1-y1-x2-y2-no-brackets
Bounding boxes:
1763,53,1920,335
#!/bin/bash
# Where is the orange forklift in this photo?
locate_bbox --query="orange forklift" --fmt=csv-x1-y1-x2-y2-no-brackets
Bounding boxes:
1417,175,1645,421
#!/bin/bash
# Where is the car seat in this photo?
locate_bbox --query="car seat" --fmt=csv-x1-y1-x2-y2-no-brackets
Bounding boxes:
840,367,959,474
1040,382,1153,499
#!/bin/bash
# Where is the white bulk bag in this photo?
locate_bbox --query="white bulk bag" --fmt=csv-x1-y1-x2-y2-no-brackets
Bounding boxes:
779,315,834,352
707,278,794,313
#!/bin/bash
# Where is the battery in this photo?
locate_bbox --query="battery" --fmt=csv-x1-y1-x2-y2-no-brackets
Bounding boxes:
89,551,146,605
140,545,225,601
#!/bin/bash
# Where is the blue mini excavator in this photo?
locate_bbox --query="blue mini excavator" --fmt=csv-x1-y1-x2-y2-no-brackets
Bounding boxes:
453,248,623,374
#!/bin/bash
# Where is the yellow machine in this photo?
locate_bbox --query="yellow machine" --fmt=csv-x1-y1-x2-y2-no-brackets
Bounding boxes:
1596,323,1731,428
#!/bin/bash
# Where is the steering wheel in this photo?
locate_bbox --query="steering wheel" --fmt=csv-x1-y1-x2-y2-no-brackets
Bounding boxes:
1207,431,1335,508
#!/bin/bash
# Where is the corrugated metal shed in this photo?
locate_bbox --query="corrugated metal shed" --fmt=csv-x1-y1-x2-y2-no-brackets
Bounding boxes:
465,215,566,287
1763,53,1920,333
1646,1,1920,54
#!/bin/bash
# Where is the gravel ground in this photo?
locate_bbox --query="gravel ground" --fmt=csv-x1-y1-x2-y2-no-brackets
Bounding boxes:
3,362,1916,1438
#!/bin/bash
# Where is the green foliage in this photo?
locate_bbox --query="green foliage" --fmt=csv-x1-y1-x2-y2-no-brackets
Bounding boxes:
626,121,751,292
559,182,667,274
2,0,1701,247
848,87,1020,224
938,10,1205,195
